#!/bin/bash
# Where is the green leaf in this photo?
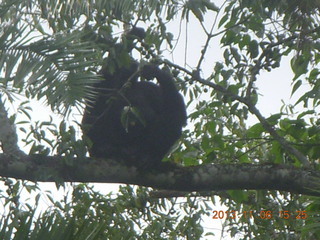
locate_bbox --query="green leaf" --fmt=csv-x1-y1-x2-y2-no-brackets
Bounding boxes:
291,55,309,80
230,47,241,63
219,13,229,28
248,40,259,58
266,113,282,125
247,123,264,138
291,79,302,96
271,141,282,164
203,0,219,12
226,190,249,203
297,110,315,119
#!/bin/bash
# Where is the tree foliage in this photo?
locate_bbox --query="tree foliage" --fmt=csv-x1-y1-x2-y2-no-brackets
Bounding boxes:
1,0,320,239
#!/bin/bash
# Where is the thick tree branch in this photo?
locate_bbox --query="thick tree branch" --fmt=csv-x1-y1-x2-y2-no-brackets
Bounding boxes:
0,154,319,196
0,99,25,156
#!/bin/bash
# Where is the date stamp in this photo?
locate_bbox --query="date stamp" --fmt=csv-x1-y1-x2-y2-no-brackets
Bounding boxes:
212,210,308,220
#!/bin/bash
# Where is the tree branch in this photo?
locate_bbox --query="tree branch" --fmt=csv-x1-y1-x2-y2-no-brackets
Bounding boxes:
0,154,319,196
180,72,310,167
0,99,25,156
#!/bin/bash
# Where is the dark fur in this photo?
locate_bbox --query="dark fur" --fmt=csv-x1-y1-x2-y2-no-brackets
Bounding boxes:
82,62,186,168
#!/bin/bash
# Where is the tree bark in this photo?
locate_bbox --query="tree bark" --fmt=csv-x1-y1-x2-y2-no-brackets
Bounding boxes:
0,153,319,196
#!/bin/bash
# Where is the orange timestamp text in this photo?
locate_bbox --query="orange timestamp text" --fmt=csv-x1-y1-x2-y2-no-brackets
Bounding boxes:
212,210,308,220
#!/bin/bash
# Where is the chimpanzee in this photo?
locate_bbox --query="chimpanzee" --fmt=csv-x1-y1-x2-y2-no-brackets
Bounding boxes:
81,28,186,169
